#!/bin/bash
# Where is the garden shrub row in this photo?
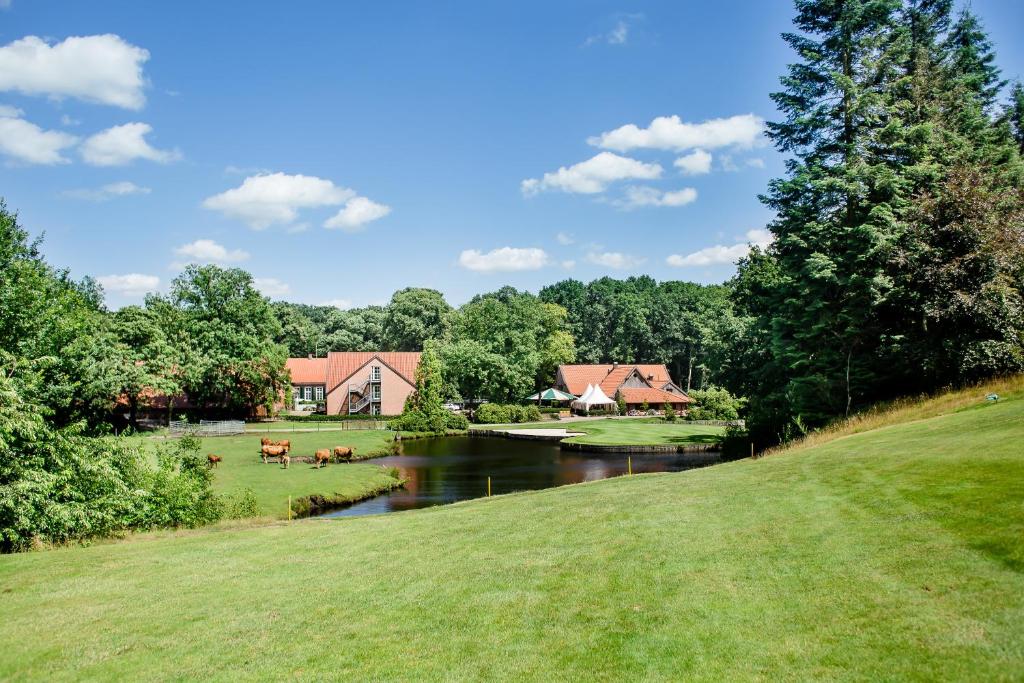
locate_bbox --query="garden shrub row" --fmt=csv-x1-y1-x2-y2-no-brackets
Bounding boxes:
274,413,397,423
473,404,543,424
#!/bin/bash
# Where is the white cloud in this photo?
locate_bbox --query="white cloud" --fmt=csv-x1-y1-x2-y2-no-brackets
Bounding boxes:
0,1,11,10
674,149,712,175
586,251,645,269
561,260,576,270
522,152,661,196
617,186,697,209
458,247,550,272
584,14,642,46
0,104,22,117
254,277,290,297
174,239,249,265
0,35,149,109
323,196,391,231
322,298,353,309
666,229,773,267
202,172,354,229
0,111,77,164
589,113,764,153
556,231,575,245
80,122,180,166
97,273,160,297
746,157,766,169
61,180,150,201
60,114,80,126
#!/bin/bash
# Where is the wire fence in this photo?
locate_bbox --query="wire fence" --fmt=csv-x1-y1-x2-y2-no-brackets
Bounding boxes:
169,420,246,437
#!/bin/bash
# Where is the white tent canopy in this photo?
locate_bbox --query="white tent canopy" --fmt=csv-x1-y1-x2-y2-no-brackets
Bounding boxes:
572,383,616,411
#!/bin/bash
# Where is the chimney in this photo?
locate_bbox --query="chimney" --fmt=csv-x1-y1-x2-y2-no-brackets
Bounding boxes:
612,362,618,369
308,353,313,360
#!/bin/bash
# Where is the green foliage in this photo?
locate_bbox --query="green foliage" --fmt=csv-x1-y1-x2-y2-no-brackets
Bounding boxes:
392,343,450,434
687,387,745,422
472,403,541,424
279,413,392,422
663,402,676,422
222,489,260,519
382,288,453,351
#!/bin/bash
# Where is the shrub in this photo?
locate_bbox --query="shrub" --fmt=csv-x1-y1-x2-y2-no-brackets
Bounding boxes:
522,405,542,422
222,488,260,519
474,403,511,424
664,402,677,422
687,386,746,421
277,413,394,423
444,411,469,430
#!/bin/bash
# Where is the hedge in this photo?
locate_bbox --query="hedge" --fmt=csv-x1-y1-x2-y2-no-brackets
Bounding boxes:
271,413,398,423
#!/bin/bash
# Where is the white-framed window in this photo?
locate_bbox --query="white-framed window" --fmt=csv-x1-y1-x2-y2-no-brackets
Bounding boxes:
371,403,380,415
303,386,312,400
372,384,381,400
314,385,324,401
371,365,381,382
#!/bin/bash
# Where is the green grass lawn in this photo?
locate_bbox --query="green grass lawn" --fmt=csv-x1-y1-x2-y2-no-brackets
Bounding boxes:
485,417,724,445
199,428,400,517
2,385,1022,679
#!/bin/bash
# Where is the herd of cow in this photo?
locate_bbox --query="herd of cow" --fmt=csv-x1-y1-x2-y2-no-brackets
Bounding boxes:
205,437,357,470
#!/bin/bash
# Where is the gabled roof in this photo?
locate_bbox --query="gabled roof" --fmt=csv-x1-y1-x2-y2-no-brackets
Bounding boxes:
286,352,422,391
558,363,678,396
286,357,329,384
618,387,693,405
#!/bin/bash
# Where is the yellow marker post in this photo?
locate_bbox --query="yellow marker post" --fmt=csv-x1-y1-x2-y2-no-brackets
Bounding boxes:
487,476,492,497
628,456,632,476
750,443,755,459
287,495,292,523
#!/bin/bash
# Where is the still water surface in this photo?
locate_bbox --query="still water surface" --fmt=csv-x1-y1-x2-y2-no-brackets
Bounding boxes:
321,435,721,518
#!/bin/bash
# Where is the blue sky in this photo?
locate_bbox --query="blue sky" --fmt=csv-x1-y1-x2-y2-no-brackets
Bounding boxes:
2,1,1022,309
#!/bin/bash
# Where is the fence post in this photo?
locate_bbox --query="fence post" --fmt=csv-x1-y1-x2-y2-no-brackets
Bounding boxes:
288,495,291,523
487,476,491,497
628,456,632,476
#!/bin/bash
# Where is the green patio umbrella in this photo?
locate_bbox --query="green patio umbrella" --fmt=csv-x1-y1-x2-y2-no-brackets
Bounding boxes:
524,387,577,402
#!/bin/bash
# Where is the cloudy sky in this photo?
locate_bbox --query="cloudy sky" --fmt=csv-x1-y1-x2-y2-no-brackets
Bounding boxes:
2,1,1022,308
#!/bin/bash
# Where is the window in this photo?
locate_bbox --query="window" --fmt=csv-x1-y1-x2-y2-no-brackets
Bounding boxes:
371,403,380,415
372,384,381,400
371,365,381,382
314,386,324,401
303,386,312,400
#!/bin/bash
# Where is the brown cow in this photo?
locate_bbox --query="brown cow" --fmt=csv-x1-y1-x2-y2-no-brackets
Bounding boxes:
314,448,331,468
261,437,273,447
261,444,286,463
276,439,291,453
280,453,291,469
207,454,222,468
333,446,355,462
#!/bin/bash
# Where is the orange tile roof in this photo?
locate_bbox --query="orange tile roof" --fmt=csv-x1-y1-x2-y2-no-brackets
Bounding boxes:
558,363,678,396
287,352,422,392
618,387,693,405
326,352,421,393
285,357,329,384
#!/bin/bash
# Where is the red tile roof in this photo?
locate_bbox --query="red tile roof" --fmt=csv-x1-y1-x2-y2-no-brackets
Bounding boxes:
285,357,329,384
286,352,422,393
618,387,693,405
558,363,678,396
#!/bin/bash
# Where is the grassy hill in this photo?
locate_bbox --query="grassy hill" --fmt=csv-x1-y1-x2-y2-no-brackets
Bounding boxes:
1,380,1022,680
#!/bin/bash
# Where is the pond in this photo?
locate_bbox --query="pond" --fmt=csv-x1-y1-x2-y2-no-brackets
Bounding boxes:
320,435,722,518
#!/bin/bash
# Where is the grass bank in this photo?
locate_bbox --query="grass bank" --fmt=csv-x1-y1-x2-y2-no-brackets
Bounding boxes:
481,417,724,446
201,429,401,517
1,382,1022,679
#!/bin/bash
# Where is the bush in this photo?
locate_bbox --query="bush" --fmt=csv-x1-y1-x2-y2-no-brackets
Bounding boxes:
687,386,746,421
223,488,260,519
474,403,511,424
664,402,677,422
522,405,542,422
444,411,469,430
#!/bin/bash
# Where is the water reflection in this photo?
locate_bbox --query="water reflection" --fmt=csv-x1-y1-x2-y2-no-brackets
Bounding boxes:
321,436,721,518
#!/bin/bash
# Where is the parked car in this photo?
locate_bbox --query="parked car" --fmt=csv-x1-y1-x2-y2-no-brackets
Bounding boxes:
443,402,462,412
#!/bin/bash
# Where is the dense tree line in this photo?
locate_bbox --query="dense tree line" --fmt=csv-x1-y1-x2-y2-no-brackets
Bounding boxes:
730,0,1024,443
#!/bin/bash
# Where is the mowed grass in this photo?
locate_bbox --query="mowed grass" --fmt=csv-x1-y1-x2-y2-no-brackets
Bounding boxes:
199,429,400,517
2,386,1023,680
489,417,724,445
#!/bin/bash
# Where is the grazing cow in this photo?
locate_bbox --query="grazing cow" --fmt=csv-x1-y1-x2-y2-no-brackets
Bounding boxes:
207,454,222,468
314,449,331,468
261,444,286,463
276,439,291,453
280,453,291,469
333,446,355,462
261,437,273,447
